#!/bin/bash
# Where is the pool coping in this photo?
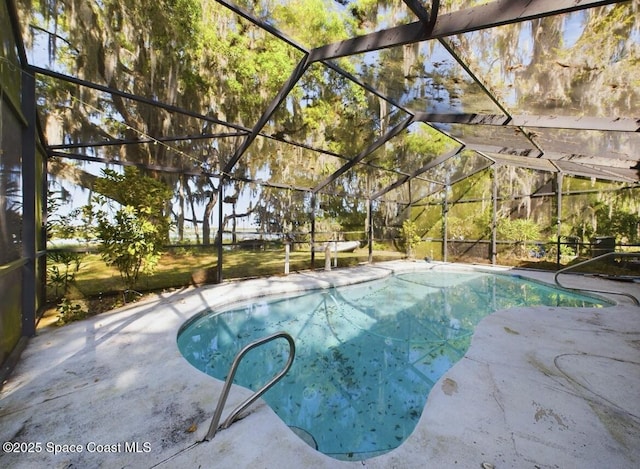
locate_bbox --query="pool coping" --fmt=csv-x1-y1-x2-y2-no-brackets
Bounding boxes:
1,260,639,468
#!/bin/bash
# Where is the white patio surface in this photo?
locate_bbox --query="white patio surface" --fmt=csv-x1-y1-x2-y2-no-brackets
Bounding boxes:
1,261,638,468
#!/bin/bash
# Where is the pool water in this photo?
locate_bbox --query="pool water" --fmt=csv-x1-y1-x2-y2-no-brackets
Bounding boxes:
177,270,610,460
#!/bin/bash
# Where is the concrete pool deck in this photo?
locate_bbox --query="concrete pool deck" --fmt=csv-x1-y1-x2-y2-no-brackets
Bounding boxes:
1,260,639,468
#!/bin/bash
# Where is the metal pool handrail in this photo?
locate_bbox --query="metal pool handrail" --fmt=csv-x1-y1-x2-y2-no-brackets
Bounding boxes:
204,331,296,441
553,252,639,306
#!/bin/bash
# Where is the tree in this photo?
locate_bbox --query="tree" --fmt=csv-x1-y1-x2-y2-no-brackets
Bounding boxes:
399,219,422,259
497,218,541,258
90,167,172,292
22,0,302,244
93,167,172,242
94,204,160,293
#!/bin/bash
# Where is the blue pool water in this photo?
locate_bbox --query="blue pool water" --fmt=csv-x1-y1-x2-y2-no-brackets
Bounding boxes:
177,270,610,460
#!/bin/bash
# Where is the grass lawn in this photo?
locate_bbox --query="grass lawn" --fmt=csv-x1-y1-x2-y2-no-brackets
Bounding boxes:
63,248,403,297
42,244,637,327
43,247,405,326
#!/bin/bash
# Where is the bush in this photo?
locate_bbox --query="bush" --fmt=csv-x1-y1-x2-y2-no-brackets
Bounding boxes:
55,298,88,325
497,218,541,257
399,219,422,258
94,204,161,292
46,250,83,300
89,167,172,294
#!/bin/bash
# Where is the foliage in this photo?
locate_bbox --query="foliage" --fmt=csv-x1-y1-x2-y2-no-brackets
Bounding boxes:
318,195,367,235
399,219,422,258
46,251,82,299
272,0,351,48
20,0,640,260
46,187,85,299
497,218,541,257
93,204,161,292
90,168,172,292
0,171,23,264
93,167,173,244
253,188,311,245
562,179,640,244
546,235,576,263
446,216,468,240
55,298,88,325
314,217,342,242
595,207,640,243
446,208,492,241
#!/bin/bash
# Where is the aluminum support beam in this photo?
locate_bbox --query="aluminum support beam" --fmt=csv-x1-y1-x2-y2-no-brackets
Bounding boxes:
310,194,317,268
308,0,626,62
402,0,439,31
511,115,640,132
491,165,498,265
466,143,542,158
222,57,310,175
48,132,249,150
216,182,224,283
48,113,639,155
419,113,640,132
21,69,37,337
415,113,511,126
442,185,448,262
556,172,564,267
367,198,373,263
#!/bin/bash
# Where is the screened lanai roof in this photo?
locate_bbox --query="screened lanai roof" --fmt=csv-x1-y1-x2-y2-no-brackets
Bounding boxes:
9,0,640,203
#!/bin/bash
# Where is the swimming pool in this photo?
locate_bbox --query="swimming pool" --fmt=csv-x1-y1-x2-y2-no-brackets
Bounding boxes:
177,269,610,460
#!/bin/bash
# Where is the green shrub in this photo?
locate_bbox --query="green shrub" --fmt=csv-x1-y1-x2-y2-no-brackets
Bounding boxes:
94,204,161,292
399,219,422,258
88,168,172,294
497,218,541,257
55,298,88,325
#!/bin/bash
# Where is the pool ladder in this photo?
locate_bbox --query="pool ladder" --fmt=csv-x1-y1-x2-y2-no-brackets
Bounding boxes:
554,251,639,306
204,331,295,441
